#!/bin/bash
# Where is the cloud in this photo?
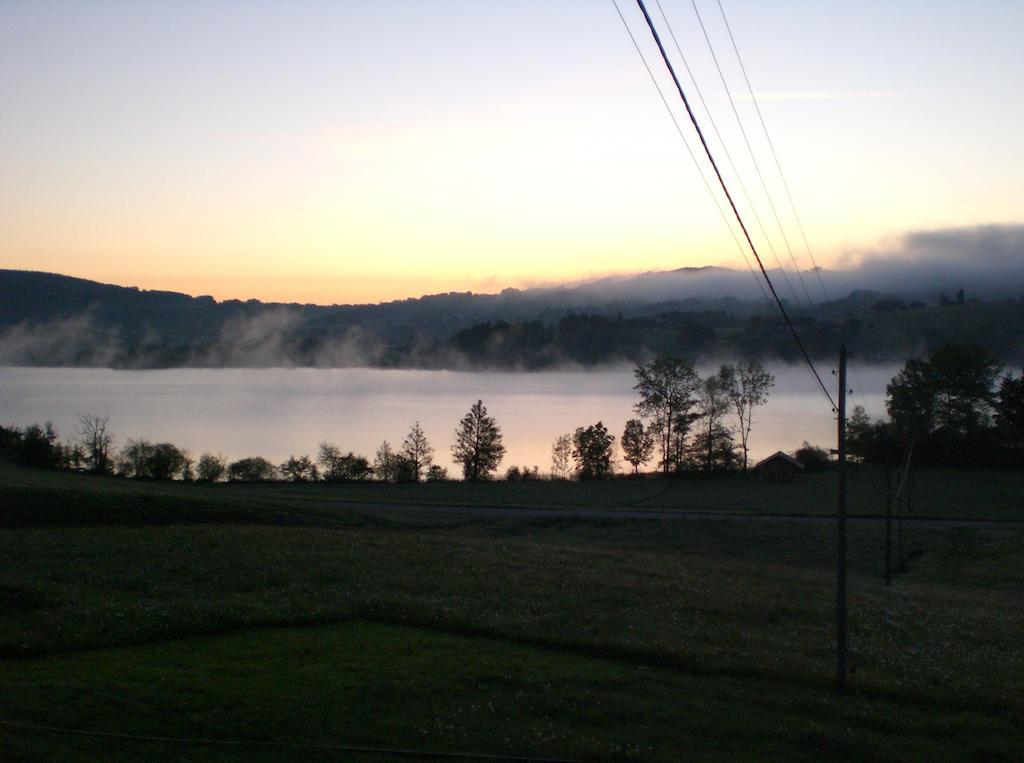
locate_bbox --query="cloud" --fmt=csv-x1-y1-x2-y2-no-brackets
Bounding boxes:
557,224,1024,305
834,224,1024,297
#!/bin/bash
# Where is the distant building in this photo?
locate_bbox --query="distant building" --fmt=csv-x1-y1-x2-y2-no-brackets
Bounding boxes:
753,451,805,481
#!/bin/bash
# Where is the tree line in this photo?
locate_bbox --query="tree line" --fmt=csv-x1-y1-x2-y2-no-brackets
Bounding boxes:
845,344,1024,467
2,358,775,483
4,345,1019,483
543,359,775,479
0,405,503,484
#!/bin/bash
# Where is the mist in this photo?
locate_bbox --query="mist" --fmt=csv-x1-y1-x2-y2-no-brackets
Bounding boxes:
2,224,1022,370
557,224,1024,306
0,314,123,367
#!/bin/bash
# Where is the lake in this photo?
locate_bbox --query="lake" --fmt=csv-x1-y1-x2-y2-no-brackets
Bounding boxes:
0,364,897,475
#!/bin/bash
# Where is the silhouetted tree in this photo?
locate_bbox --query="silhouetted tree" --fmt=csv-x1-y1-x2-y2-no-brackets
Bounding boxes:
505,465,542,482
687,423,739,472
451,400,505,481
196,453,227,482
721,361,774,470
78,414,113,474
148,443,186,480
59,442,85,471
0,425,21,461
667,409,700,473
401,421,433,481
572,421,614,480
280,455,318,482
116,440,186,479
929,345,1000,433
118,439,152,478
844,405,897,464
550,433,573,480
994,373,1024,446
17,423,60,469
845,405,873,463
318,443,371,481
620,419,654,474
392,455,418,482
179,452,194,481
228,456,276,482
794,442,830,471
425,464,449,481
373,441,397,482
694,370,734,472
886,344,999,436
633,355,701,474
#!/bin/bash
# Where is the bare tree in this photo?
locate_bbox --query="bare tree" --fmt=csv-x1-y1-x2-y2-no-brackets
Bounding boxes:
401,421,433,481
78,413,113,474
722,362,775,471
550,433,573,479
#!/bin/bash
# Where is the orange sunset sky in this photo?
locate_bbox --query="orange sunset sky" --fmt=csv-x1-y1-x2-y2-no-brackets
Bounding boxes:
2,1,1022,304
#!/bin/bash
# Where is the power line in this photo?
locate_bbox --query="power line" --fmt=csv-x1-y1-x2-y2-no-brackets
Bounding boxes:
687,0,817,312
712,0,874,416
609,0,773,308
713,0,832,306
629,0,836,409
650,0,797,314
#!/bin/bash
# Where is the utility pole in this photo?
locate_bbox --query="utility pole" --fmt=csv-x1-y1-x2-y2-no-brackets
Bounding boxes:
836,344,848,693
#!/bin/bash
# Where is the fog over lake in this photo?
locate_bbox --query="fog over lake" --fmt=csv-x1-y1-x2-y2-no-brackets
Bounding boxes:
0,364,899,474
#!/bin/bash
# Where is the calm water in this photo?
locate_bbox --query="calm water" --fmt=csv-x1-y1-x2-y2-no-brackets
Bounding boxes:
0,364,897,474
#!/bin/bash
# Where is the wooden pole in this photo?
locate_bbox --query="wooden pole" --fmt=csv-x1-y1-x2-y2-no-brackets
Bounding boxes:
836,344,848,693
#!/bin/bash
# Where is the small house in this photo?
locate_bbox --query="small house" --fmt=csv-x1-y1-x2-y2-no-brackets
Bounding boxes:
753,451,805,481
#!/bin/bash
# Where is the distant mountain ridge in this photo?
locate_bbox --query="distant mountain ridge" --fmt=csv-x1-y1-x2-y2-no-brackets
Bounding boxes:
2,251,1023,368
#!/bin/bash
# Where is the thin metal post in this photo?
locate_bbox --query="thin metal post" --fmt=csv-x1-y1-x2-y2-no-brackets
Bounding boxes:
836,344,848,693
884,458,892,586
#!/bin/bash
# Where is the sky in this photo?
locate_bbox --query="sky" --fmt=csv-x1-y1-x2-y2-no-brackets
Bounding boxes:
2,0,1022,304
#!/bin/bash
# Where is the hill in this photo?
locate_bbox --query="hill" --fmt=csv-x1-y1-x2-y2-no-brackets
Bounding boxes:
2,267,1023,368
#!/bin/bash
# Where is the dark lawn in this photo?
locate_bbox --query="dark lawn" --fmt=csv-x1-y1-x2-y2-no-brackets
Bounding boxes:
1,465,1021,760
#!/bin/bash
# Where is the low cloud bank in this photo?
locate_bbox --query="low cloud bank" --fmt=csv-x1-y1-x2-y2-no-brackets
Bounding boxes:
837,224,1024,297
2,224,1021,369
564,224,1024,305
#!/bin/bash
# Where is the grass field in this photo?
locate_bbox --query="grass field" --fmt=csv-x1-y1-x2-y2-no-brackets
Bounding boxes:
1,465,1022,760
4,462,1024,524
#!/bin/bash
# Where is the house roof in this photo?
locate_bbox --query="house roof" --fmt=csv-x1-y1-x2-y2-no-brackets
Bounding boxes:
754,451,805,470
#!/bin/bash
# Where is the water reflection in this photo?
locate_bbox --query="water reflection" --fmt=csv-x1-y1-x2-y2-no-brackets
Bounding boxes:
0,364,896,473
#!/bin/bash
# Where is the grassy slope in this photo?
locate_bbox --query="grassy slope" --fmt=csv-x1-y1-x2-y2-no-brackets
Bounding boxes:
1,466,1022,760
4,620,1018,763
3,463,1024,523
